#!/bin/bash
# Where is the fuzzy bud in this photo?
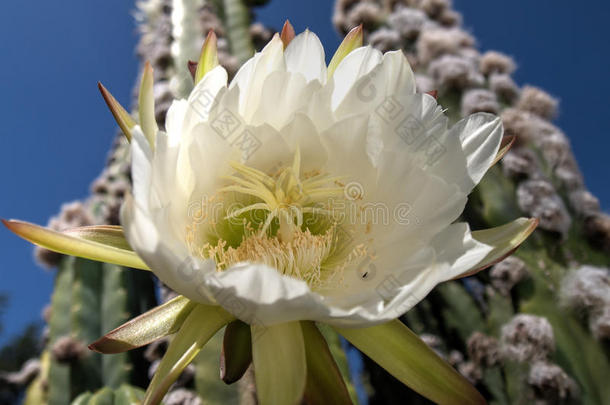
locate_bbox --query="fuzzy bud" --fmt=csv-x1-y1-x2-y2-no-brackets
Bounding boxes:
458,361,481,383
51,336,87,364
467,332,499,367
528,361,577,403
461,88,499,116
516,179,572,236
415,74,436,93
479,51,516,75
517,86,559,120
417,28,474,64
428,54,482,89
501,108,558,146
490,256,529,295
164,388,203,405
345,3,383,33
250,23,273,51
388,7,427,40
500,314,555,362
584,213,610,253
539,131,570,168
0,358,41,387
561,265,610,310
438,9,462,27
369,28,402,52
489,73,519,102
568,190,600,217
501,148,539,178
420,0,451,19
590,306,610,340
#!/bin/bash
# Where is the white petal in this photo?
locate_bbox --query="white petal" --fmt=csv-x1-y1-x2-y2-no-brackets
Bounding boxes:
334,50,416,120
230,36,285,119
284,30,327,84
121,196,217,305
428,113,503,194
249,70,320,129
331,46,383,110
130,126,154,211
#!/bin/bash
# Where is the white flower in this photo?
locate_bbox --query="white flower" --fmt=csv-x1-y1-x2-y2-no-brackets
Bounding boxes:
5,25,536,405
122,30,531,328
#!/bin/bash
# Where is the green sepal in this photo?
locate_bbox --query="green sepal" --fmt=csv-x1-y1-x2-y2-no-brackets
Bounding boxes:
302,321,353,405
252,322,307,405
89,295,195,354
335,320,486,405
143,305,234,405
221,320,252,384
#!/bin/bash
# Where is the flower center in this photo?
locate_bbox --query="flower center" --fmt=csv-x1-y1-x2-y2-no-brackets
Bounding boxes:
185,149,367,289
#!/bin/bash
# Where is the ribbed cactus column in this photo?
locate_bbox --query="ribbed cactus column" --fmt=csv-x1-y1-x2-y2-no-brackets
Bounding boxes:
332,1,610,404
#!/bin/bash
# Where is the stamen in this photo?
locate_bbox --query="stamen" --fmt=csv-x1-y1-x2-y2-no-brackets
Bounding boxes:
185,149,370,290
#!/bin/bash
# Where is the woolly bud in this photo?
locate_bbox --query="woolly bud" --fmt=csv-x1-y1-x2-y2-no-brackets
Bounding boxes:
199,6,225,37
428,54,482,89
51,336,87,364
345,3,383,33
489,73,519,102
457,361,481,383
501,148,539,178
461,88,499,116
448,350,464,367
590,306,610,340
517,179,572,236
420,334,444,356
490,256,529,295
388,7,427,40
561,265,610,310
164,388,203,405
250,23,273,51
420,0,451,19
554,158,584,191
584,213,610,253
517,85,559,120
467,332,499,367
568,189,600,217
1,358,41,387
438,9,462,27
479,51,516,75
417,28,474,64
153,80,173,124
500,314,555,362
415,73,436,93
528,361,577,403
369,28,402,52
539,131,570,167
218,51,239,77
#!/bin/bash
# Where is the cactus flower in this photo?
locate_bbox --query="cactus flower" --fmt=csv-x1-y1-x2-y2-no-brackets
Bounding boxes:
4,24,537,405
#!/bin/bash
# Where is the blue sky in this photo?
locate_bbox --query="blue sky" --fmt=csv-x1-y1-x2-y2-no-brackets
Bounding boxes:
1,0,608,345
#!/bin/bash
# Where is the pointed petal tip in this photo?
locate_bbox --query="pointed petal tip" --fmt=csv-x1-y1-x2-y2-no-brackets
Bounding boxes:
281,20,296,48
327,24,364,78
425,90,438,99
98,81,135,141
195,30,220,84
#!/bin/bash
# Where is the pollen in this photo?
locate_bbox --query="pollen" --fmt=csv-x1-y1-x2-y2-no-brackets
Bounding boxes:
185,149,368,290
